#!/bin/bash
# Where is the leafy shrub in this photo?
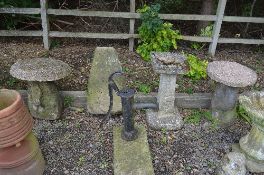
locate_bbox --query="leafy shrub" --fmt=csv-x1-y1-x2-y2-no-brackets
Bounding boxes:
191,24,213,50
136,4,182,61
185,54,208,80
200,24,214,37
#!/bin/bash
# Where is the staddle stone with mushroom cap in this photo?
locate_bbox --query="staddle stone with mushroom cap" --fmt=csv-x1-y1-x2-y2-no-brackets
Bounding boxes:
10,58,72,120
207,61,257,126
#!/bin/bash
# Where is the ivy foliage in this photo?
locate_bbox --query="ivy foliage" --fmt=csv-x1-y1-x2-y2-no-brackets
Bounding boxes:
0,0,39,7
191,24,213,50
0,0,40,30
136,4,182,61
154,0,184,13
185,54,208,80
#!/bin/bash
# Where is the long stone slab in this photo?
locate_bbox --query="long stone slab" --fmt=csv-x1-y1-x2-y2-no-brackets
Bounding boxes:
19,90,212,109
113,125,154,175
135,92,212,109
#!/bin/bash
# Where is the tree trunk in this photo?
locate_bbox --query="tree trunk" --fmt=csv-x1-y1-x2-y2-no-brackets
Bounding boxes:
197,0,214,34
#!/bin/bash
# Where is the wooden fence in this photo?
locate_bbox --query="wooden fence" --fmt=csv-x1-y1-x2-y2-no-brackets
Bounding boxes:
0,0,264,56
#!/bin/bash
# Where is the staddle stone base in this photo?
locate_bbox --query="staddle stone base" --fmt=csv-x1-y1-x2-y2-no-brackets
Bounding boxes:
232,144,264,173
212,108,237,127
146,109,183,130
211,83,239,126
217,152,246,175
113,125,154,175
28,82,62,120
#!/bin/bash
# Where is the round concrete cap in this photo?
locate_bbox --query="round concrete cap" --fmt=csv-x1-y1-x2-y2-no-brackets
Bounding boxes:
10,58,72,82
207,61,257,87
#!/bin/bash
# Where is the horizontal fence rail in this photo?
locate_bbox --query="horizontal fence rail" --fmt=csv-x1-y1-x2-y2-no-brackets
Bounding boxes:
0,0,263,56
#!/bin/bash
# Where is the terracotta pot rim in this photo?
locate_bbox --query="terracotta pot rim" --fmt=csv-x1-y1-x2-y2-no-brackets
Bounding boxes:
0,89,22,119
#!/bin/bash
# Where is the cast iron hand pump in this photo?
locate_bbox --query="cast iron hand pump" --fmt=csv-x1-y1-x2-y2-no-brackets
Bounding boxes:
101,71,138,141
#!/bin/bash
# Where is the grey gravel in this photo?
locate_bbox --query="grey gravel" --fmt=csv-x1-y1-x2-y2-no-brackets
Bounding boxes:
33,109,114,175
207,61,257,87
32,108,260,175
10,58,72,82
148,109,257,175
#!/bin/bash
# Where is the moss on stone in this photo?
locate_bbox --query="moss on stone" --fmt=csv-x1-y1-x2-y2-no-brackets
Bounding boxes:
28,82,62,120
87,47,124,114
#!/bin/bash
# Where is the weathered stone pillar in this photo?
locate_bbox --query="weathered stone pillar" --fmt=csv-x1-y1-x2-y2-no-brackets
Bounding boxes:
211,83,239,125
157,74,178,118
87,47,124,114
146,52,186,130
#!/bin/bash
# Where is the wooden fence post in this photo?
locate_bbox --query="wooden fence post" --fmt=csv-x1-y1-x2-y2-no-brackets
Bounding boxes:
129,0,136,51
40,0,50,50
208,0,227,56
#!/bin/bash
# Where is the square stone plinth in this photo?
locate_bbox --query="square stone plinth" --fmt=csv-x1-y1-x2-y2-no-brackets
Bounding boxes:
113,125,154,175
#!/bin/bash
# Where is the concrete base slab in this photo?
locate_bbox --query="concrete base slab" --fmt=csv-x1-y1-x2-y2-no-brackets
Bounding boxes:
146,109,183,130
113,125,154,175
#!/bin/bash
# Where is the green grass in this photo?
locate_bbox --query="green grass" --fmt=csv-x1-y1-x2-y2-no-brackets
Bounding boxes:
6,77,17,88
160,128,167,145
77,155,86,166
50,40,61,49
64,96,74,108
237,106,252,124
135,81,151,94
185,109,219,128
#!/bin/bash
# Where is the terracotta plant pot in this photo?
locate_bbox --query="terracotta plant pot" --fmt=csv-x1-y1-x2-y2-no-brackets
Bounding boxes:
0,132,45,175
0,89,33,148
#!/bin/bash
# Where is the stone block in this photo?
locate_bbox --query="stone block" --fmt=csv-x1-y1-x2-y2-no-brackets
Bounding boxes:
87,47,124,114
113,125,154,175
217,152,246,175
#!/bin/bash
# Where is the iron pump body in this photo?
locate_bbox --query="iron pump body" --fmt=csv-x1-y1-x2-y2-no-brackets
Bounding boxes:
106,72,138,141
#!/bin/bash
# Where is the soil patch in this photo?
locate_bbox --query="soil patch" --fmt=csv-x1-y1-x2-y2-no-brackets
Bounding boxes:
0,39,263,94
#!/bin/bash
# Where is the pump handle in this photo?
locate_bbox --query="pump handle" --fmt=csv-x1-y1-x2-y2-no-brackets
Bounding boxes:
100,71,123,127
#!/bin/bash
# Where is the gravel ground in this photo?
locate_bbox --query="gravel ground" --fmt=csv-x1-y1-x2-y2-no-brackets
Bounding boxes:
149,109,252,175
32,107,257,175
33,108,114,175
